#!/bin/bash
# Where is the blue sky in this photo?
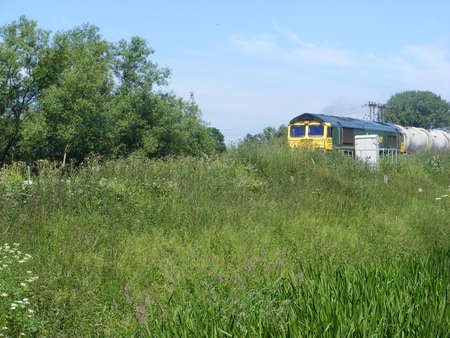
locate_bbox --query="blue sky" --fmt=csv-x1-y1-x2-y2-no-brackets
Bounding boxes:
1,1,450,142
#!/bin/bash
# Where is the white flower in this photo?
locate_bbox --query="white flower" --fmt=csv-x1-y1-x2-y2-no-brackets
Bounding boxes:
435,197,442,200
0,293,8,297
26,270,32,274
417,188,423,193
20,282,27,287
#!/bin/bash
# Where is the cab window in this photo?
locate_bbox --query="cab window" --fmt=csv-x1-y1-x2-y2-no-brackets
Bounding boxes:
290,125,305,137
308,125,324,137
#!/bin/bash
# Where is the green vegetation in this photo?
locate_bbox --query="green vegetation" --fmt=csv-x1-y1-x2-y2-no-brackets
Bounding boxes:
242,125,287,146
384,90,450,128
0,14,449,338
0,147,448,336
0,17,224,166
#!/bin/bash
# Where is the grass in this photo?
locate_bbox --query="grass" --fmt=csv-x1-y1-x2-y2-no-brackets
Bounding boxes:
0,147,449,336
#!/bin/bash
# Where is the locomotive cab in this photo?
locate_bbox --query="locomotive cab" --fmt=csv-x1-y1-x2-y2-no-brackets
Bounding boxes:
288,121,333,150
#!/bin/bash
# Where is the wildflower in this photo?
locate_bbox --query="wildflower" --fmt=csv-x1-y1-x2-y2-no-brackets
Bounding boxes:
26,270,32,274
28,309,34,313
0,293,8,297
441,194,448,198
435,197,442,200
20,282,27,287
417,188,423,193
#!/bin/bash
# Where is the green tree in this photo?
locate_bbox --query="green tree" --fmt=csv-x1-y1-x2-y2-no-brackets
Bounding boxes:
208,127,226,153
383,91,450,128
242,125,287,145
110,38,216,158
0,16,50,165
4,17,224,163
20,25,113,163
109,36,170,157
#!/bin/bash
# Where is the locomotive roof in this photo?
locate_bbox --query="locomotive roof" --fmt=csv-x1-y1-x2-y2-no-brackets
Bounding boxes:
289,113,400,133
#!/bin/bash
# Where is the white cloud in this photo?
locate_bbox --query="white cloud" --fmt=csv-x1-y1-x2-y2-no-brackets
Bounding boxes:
229,26,373,67
229,25,450,98
389,45,450,95
229,34,280,55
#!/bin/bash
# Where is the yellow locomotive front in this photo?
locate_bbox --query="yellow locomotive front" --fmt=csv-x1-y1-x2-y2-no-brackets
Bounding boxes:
288,121,333,150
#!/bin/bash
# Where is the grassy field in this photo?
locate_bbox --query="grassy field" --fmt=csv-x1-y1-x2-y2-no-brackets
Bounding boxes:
0,146,449,337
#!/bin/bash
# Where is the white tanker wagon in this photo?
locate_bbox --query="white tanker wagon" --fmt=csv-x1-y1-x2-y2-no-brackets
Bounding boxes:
428,129,450,152
397,125,450,153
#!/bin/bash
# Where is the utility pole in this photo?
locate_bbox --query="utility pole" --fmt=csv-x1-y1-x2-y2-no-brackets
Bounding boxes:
364,101,385,122
377,103,386,123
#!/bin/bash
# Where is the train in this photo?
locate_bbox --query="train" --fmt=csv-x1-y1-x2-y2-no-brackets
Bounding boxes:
287,113,450,154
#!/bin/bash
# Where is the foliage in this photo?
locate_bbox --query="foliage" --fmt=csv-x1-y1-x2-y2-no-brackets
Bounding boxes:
208,127,226,153
0,148,448,336
31,25,113,163
0,16,50,165
0,17,222,166
383,90,450,128
242,125,287,145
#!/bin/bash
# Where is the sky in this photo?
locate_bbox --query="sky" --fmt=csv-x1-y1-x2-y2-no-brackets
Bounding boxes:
1,1,450,143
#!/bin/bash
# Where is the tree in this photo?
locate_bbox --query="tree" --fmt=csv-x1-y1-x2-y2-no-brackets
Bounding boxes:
208,127,226,153
4,17,225,163
242,125,287,145
19,25,113,163
110,39,216,158
109,36,171,157
0,16,50,165
383,91,450,128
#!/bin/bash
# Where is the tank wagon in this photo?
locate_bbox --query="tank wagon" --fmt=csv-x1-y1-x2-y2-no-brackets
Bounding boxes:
288,113,450,154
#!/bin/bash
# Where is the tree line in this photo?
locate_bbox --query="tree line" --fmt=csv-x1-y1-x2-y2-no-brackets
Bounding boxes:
0,16,225,167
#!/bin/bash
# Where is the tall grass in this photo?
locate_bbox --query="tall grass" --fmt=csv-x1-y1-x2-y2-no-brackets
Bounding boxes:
0,147,448,336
